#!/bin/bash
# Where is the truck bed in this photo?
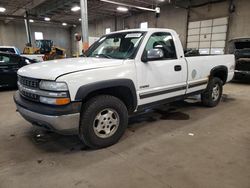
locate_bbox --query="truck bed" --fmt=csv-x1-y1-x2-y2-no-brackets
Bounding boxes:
185,54,235,83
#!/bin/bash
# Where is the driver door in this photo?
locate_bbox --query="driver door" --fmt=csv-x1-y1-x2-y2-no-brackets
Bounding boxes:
136,32,187,105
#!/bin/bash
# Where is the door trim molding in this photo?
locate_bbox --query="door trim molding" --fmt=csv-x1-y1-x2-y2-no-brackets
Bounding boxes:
188,79,208,88
139,78,208,99
139,84,187,99
137,89,205,112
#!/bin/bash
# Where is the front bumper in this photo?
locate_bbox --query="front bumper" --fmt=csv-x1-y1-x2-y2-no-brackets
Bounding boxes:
14,91,81,134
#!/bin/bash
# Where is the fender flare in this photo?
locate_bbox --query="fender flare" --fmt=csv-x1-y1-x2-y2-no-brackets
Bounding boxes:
210,65,228,84
75,79,137,110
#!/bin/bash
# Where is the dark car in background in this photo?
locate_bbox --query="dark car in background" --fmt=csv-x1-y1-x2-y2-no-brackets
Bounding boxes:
184,48,200,57
0,52,37,88
228,38,250,80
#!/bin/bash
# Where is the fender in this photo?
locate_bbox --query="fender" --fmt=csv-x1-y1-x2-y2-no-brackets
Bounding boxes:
210,65,228,84
75,79,137,110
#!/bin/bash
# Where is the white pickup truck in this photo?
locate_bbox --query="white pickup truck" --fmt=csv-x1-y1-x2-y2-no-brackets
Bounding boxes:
14,28,235,149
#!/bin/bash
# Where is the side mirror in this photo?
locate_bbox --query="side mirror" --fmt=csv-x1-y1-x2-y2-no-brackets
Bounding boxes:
141,48,164,62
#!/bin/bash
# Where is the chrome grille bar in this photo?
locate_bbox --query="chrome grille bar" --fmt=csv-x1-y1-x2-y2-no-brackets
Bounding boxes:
18,76,39,88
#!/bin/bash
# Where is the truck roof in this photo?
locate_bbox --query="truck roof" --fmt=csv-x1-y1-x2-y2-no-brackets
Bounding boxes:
108,28,176,34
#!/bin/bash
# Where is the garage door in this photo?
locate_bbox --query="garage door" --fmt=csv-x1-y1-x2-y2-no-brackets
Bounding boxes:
187,17,228,55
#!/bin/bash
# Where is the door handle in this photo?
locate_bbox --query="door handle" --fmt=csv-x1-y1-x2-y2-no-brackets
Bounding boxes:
174,65,182,71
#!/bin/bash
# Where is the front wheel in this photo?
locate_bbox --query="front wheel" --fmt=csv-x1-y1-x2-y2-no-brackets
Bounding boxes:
201,77,223,107
79,95,128,149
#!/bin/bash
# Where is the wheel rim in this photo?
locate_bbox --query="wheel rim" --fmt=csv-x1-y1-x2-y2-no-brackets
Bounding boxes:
212,83,220,101
93,108,120,139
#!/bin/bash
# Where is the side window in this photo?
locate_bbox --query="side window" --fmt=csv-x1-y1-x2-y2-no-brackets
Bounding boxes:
0,55,19,65
145,32,177,60
0,55,10,64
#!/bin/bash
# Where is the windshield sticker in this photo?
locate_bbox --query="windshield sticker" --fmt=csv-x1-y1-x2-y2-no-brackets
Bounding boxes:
125,33,142,38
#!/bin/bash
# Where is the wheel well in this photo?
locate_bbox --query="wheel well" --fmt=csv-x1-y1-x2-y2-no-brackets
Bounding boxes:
83,86,136,113
210,67,228,84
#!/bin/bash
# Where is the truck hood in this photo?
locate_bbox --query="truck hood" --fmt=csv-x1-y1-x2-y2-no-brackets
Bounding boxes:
18,57,124,80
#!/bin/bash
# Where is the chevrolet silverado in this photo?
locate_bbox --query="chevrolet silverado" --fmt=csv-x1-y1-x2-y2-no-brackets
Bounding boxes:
14,28,235,149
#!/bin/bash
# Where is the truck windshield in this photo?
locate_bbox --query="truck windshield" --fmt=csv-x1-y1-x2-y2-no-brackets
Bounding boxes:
86,32,145,59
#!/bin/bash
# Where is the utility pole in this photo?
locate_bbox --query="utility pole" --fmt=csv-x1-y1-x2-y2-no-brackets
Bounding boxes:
24,11,32,46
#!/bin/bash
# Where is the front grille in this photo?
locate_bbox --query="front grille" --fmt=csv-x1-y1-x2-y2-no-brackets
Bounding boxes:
18,76,39,88
20,90,40,101
18,76,40,102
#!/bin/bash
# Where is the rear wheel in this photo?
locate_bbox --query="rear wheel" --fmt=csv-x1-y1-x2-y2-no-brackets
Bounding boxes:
79,95,128,149
201,77,223,107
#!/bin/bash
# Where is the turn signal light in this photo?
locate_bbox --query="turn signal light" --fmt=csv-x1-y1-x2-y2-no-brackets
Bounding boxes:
40,96,70,105
55,98,70,105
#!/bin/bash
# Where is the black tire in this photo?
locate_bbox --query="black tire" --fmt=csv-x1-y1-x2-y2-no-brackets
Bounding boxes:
201,77,223,107
79,95,128,149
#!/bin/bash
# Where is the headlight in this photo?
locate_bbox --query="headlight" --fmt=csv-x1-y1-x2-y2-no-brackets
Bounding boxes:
39,81,70,105
40,96,70,105
39,81,68,91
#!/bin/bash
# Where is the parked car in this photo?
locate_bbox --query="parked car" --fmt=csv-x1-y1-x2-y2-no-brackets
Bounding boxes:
0,46,44,62
0,52,37,88
228,38,250,79
0,46,21,55
14,28,235,149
